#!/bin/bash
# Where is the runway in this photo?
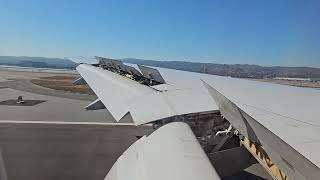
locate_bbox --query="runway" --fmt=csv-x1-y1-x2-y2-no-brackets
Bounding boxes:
0,78,96,101
0,121,153,180
0,68,112,122
0,68,152,180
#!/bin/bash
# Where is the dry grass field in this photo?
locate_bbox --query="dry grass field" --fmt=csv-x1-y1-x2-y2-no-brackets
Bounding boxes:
255,79,320,89
31,76,95,95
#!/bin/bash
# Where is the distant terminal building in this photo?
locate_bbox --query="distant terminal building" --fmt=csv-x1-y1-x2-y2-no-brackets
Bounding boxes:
274,77,311,82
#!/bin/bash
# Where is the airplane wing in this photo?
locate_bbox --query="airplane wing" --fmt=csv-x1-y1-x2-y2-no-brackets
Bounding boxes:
155,66,320,179
76,62,217,125
74,57,320,180
202,81,320,180
105,122,220,180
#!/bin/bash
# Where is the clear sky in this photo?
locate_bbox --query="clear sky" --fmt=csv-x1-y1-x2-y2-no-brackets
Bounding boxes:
0,0,319,67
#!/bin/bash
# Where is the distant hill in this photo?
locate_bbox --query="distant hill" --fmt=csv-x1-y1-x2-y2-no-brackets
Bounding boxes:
0,56,77,69
1,56,319,79
122,58,320,79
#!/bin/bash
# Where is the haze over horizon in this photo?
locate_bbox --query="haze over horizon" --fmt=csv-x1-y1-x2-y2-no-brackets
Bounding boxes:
0,0,319,67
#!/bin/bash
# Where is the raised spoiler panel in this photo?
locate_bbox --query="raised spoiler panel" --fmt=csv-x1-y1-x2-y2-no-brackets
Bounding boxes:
104,122,220,180
77,64,218,125
138,65,166,84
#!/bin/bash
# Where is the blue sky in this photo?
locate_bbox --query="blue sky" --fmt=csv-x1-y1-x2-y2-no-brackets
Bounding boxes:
0,0,319,67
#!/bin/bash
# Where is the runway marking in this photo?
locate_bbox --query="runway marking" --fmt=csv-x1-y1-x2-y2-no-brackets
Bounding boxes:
0,120,149,126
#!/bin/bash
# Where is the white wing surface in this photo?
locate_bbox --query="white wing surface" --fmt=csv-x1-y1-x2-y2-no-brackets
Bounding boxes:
200,76,320,169
77,64,154,121
144,65,320,170
104,122,220,180
203,81,320,180
77,63,217,125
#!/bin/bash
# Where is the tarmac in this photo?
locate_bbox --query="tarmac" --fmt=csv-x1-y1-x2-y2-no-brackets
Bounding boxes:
0,68,146,180
0,87,113,122
0,121,153,180
0,68,113,122
0,79,96,101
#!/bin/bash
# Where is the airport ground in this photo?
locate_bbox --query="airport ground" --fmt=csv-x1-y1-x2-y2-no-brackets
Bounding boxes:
255,78,320,89
0,68,272,180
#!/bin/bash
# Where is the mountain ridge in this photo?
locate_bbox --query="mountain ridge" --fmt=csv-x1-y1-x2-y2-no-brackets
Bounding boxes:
0,56,319,78
122,58,320,79
0,56,76,69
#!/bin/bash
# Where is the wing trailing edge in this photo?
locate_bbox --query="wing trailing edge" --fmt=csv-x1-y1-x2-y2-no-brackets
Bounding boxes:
104,122,220,180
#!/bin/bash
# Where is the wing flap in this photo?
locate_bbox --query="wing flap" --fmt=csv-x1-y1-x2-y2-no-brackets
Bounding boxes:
104,122,220,180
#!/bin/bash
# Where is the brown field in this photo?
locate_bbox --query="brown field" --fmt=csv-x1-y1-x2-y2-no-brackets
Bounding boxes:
255,79,320,89
31,76,95,95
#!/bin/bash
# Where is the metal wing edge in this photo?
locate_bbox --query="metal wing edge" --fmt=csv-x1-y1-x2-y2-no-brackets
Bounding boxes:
104,122,220,180
202,80,320,180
